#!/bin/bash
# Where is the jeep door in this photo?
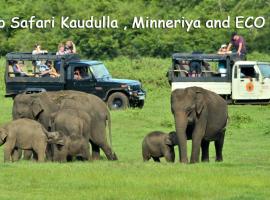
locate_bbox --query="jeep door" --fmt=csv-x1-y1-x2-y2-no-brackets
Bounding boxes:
232,64,262,100
66,64,96,94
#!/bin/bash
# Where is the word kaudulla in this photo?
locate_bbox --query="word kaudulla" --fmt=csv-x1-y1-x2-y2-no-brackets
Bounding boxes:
61,16,118,29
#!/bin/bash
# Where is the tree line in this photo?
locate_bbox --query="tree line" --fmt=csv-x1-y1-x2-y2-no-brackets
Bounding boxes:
0,0,269,59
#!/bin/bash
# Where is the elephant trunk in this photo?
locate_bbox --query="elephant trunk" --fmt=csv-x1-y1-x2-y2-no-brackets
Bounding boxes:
174,111,188,163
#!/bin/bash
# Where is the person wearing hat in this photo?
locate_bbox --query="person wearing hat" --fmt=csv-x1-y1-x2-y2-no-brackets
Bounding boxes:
217,44,231,54
226,32,246,56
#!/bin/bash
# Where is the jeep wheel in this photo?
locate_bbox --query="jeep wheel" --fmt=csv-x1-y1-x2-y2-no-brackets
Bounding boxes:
107,92,129,110
137,100,144,108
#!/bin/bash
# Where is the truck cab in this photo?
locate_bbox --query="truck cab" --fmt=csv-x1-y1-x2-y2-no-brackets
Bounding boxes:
232,61,270,101
167,53,270,103
4,53,146,109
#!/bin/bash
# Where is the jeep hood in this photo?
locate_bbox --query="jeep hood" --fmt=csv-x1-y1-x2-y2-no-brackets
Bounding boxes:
106,78,140,85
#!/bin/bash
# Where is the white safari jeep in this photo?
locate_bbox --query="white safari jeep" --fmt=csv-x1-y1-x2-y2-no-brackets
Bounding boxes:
167,53,270,103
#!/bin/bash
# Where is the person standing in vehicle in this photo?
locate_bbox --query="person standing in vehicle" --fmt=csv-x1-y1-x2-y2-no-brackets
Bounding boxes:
32,44,48,55
32,44,49,74
65,40,76,54
55,43,66,73
56,43,67,55
218,44,232,55
226,32,246,56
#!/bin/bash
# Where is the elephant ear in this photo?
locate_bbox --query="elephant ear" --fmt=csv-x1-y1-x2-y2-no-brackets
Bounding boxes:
31,99,44,118
164,135,173,146
0,128,7,141
195,91,205,116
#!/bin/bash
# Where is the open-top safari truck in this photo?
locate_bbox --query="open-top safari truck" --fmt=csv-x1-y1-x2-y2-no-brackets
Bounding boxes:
167,53,270,104
4,52,146,109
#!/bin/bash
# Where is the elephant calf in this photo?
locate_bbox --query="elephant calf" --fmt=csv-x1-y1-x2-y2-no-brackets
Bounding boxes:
0,118,64,162
50,108,91,162
53,135,90,162
142,131,178,162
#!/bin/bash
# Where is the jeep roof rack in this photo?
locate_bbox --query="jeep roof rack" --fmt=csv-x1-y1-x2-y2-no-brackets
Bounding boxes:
172,53,244,62
6,52,80,62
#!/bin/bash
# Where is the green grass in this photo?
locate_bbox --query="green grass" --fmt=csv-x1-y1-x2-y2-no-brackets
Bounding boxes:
0,55,270,200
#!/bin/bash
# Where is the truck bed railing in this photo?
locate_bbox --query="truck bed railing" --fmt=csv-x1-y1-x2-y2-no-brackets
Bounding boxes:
6,52,80,62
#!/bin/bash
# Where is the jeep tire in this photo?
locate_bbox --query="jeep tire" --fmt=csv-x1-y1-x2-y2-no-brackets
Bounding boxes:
107,92,129,110
137,100,144,108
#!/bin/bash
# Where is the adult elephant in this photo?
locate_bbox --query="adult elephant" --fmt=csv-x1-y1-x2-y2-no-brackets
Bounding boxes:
12,90,117,160
12,92,59,160
171,87,228,164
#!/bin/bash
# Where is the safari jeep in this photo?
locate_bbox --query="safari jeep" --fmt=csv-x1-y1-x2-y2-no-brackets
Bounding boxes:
4,52,146,109
167,53,270,103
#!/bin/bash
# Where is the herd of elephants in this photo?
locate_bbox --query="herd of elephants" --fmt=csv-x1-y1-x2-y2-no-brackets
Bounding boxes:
0,87,228,164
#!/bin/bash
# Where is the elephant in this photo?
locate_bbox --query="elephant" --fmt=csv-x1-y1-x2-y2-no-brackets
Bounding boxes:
12,92,60,160
12,90,117,160
0,118,64,162
51,106,117,159
53,135,90,162
171,86,228,163
142,131,178,162
49,108,92,162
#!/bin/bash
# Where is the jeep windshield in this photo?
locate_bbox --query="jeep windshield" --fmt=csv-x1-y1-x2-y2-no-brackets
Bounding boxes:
90,64,112,80
258,64,270,78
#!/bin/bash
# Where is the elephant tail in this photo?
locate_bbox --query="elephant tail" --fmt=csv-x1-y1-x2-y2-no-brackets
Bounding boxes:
107,110,113,151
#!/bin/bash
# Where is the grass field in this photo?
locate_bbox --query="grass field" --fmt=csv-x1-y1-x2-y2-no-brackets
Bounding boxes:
0,56,270,200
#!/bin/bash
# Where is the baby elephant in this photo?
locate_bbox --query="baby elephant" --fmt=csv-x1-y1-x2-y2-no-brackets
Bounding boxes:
53,134,90,162
0,118,64,162
142,131,178,162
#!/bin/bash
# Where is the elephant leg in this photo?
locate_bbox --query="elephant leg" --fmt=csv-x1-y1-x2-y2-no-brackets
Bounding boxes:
201,139,210,162
33,143,46,162
190,121,207,164
164,148,175,162
12,148,22,161
100,143,117,161
142,150,151,162
143,156,151,162
45,144,53,161
37,152,46,162
83,143,91,161
67,155,73,162
35,149,46,162
23,150,33,160
215,132,225,162
4,146,13,162
4,140,16,162
32,151,38,161
153,157,160,162
90,121,117,161
83,152,91,161
90,141,100,160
